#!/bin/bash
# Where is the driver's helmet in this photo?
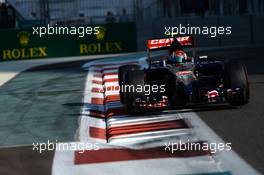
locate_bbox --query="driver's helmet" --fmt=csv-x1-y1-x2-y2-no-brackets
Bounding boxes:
169,50,187,64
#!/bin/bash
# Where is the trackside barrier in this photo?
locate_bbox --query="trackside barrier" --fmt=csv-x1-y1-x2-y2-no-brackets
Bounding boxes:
0,22,137,61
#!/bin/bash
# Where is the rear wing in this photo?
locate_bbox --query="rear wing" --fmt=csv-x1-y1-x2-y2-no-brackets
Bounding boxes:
147,36,194,51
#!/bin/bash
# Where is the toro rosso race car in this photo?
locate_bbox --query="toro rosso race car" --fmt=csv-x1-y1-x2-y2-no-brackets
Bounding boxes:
118,36,249,114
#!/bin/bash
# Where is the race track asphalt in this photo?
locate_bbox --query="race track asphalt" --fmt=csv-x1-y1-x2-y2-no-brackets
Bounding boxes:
0,47,263,175
197,47,264,173
0,61,88,146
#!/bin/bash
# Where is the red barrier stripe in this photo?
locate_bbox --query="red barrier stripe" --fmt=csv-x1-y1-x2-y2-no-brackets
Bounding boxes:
107,119,188,138
92,87,120,93
104,78,119,83
92,80,103,85
90,96,120,105
89,127,106,139
103,72,118,76
91,98,105,105
91,88,104,93
105,95,120,102
105,86,120,91
74,142,211,164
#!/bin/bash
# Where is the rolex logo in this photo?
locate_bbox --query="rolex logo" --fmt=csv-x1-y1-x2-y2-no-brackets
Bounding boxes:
17,31,30,46
96,27,106,41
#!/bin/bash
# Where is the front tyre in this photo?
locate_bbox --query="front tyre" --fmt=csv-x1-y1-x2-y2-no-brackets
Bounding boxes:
225,61,249,106
118,65,140,104
124,69,145,114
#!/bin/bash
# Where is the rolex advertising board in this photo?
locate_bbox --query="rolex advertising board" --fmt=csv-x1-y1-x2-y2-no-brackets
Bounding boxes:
0,23,137,61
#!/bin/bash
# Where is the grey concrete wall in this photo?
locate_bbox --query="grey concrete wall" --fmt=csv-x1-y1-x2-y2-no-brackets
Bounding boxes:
219,16,251,46
252,15,264,44
186,17,220,47
136,15,264,51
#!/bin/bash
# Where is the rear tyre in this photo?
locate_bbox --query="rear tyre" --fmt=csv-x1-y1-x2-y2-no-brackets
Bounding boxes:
124,69,145,114
225,61,249,106
118,65,140,104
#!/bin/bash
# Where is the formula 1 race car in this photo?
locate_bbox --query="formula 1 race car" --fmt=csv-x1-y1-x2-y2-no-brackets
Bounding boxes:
118,35,249,114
